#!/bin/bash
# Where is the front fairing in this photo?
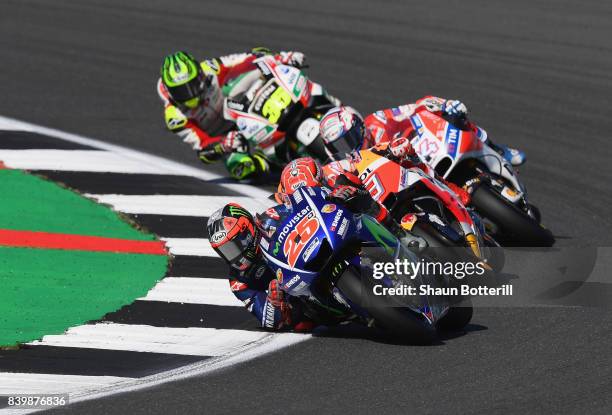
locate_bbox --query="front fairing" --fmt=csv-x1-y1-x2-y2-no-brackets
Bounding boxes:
260,186,357,298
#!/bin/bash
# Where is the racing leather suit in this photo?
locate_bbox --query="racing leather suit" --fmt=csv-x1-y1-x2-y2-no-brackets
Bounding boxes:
157,49,304,179
363,96,524,166
229,185,414,331
228,203,312,331
229,255,302,331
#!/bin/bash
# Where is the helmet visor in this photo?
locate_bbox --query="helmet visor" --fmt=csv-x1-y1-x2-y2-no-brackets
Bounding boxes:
167,75,211,106
215,234,251,263
210,220,255,264
325,127,364,159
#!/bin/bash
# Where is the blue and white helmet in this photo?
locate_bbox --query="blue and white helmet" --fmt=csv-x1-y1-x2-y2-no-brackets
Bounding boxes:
319,106,365,160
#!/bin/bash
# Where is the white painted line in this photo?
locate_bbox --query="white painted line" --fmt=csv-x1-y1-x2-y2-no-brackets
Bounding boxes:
84,194,273,217
140,277,242,306
0,115,270,200
0,115,310,413
27,324,275,357
161,238,216,257
0,149,163,173
68,332,307,404
0,373,131,395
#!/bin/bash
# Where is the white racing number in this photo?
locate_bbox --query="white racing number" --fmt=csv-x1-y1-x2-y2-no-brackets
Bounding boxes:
362,172,385,201
415,135,441,161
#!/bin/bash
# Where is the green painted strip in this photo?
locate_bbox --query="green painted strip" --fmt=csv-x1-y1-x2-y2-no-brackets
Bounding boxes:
0,169,153,240
0,169,168,347
0,247,167,347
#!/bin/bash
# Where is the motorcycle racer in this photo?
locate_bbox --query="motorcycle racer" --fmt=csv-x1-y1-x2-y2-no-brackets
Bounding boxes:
277,157,426,249
206,162,426,331
157,48,305,180
364,96,526,166
318,106,472,206
207,203,315,331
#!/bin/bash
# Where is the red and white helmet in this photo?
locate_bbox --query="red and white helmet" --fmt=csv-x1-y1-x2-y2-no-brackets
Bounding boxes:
319,106,366,159
278,157,323,194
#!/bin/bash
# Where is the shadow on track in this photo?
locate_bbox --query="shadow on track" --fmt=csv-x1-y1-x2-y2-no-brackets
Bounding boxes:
310,321,488,346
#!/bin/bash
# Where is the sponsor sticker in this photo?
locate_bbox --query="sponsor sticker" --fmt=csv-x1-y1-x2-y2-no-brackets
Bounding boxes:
321,203,337,214
338,218,349,238
210,231,227,245
284,275,301,288
227,100,245,111
400,213,417,231
302,237,319,261
253,83,278,112
292,190,304,203
265,207,280,221
330,209,344,231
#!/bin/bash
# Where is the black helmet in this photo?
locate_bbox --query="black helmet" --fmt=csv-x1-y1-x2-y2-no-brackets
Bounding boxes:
207,203,258,271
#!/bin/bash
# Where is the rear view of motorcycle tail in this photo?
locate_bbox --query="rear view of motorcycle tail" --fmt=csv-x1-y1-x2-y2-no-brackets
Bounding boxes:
409,112,554,247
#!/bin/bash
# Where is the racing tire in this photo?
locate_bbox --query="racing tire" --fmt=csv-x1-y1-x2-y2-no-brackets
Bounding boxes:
410,222,482,267
470,184,555,247
335,268,437,344
436,298,473,331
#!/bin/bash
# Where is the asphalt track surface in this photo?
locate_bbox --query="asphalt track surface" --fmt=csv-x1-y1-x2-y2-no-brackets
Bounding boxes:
1,0,611,413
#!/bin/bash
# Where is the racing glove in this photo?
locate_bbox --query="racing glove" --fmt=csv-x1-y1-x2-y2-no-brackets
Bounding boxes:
222,131,248,153
327,184,391,223
327,185,373,213
251,47,306,68
442,100,468,116
279,51,306,68
267,279,292,327
251,46,275,55
199,131,248,165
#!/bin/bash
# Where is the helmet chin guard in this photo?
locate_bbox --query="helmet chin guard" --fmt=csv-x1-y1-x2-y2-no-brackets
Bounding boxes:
207,203,257,268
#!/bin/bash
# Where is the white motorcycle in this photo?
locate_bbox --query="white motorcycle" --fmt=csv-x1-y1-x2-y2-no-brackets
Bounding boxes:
223,56,337,167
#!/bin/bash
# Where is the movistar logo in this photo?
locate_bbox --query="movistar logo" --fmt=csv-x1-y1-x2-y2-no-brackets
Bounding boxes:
273,241,280,255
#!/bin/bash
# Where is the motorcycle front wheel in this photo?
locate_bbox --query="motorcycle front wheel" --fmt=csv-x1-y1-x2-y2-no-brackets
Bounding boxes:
335,268,437,344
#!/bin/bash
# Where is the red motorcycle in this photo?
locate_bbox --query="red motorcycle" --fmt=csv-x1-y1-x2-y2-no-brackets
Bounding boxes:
324,149,503,271
408,110,554,247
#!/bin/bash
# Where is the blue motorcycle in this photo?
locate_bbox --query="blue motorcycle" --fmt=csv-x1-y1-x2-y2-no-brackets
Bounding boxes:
260,186,473,342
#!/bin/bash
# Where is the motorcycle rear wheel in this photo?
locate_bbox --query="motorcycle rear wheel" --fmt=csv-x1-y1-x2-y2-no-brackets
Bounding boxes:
470,184,555,247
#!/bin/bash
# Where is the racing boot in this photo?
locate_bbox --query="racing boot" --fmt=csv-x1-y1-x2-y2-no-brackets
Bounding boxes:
487,141,526,166
225,151,271,181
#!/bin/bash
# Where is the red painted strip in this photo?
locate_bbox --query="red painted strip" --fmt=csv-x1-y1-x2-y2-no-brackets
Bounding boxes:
0,229,167,255
0,160,7,169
